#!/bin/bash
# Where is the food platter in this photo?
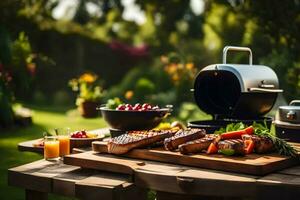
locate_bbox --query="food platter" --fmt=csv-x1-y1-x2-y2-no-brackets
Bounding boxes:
18,129,108,153
70,129,106,148
92,141,298,175
87,125,299,175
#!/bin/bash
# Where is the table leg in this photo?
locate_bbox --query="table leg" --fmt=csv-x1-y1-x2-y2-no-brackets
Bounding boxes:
25,189,48,200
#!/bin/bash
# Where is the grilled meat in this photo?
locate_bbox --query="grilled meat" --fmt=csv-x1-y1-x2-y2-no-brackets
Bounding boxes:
164,128,206,151
242,134,274,154
179,134,216,154
107,129,178,154
217,139,245,155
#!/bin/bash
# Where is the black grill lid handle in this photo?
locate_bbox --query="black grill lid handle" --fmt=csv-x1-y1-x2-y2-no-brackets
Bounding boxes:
223,46,253,65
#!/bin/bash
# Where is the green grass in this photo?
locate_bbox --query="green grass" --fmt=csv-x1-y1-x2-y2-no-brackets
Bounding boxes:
0,105,107,200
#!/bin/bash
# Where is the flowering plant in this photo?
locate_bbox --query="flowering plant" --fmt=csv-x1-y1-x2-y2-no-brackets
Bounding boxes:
159,52,197,104
69,72,104,106
161,53,197,86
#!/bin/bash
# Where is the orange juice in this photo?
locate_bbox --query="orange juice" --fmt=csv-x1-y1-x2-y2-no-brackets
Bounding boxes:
44,140,59,160
58,135,70,156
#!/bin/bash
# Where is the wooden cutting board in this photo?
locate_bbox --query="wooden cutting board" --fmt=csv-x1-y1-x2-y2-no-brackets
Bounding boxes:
91,141,299,175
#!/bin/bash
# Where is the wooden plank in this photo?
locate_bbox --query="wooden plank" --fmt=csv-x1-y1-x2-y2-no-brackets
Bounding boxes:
72,147,92,154
18,139,44,154
53,168,146,199
52,168,94,197
9,159,147,200
134,162,257,197
8,160,79,192
65,152,259,197
64,151,146,175
75,172,145,200
93,141,298,175
65,150,300,198
134,163,187,194
118,183,148,200
279,166,300,176
257,173,300,200
175,169,257,197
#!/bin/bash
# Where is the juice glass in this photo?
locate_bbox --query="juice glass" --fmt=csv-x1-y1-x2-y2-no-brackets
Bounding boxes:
44,136,59,160
55,128,71,157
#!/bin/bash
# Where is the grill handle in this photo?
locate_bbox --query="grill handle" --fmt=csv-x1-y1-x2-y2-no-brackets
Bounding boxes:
248,88,283,93
223,46,253,65
289,100,300,106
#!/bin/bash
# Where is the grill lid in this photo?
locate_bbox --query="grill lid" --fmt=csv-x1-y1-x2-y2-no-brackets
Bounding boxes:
276,100,300,124
193,46,283,119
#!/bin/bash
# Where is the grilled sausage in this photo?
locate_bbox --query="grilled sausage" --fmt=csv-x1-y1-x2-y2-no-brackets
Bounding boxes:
164,128,206,151
178,134,216,154
242,134,274,154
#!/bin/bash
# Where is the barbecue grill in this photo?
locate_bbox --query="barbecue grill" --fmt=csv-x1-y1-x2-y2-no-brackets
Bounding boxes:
274,100,300,142
189,46,283,133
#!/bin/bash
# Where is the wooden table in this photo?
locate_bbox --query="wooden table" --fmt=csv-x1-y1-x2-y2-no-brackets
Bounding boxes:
8,160,147,200
63,151,300,200
13,131,300,200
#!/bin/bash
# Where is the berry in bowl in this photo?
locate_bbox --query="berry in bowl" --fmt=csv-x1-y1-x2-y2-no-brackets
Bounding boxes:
98,103,172,131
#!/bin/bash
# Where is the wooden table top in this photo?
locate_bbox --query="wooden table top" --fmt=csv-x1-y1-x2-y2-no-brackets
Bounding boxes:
63,151,300,199
8,159,147,200
16,128,300,199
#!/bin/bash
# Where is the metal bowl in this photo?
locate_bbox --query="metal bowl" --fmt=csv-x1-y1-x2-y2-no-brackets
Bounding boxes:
98,106,171,131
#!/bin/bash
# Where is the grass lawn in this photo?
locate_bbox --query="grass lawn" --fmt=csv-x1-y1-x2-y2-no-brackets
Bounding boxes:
0,105,107,200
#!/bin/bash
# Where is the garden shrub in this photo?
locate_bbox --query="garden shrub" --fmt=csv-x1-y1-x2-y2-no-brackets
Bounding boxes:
0,28,36,126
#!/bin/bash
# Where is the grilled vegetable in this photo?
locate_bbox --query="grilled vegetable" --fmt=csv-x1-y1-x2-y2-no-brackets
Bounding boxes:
219,149,235,156
215,122,298,157
244,126,254,135
220,130,246,140
244,139,254,154
207,143,218,154
217,139,245,155
242,134,274,154
178,135,216,154
220,126,254,140
164,128,206,151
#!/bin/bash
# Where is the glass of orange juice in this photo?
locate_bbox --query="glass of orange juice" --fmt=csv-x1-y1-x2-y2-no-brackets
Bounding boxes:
44,136,59,161
55,128,71,157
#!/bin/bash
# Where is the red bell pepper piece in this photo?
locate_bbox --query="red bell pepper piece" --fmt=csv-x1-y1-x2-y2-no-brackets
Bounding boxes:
244,126,254,135
220,126,254,140
220,130,247,140
207,143,218,154
244,139,255,154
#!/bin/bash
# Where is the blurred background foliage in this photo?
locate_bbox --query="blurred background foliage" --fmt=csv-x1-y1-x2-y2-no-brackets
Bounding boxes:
0,0,300,125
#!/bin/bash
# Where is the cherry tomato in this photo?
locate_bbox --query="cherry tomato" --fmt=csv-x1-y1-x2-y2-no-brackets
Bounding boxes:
125,107,133,111
116,104,126,110
133,103,142,110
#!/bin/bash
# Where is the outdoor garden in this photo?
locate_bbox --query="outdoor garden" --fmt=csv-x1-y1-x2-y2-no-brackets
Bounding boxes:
1,0,300,200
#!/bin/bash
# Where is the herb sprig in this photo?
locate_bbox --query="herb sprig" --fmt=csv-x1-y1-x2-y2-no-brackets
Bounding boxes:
252,121,298,157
